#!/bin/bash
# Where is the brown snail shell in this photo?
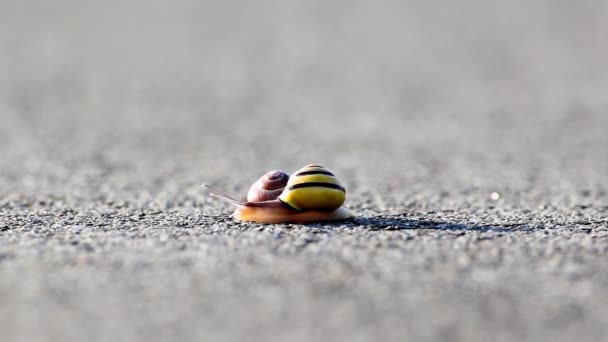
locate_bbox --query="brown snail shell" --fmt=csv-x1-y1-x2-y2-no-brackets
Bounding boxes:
246,170,289,202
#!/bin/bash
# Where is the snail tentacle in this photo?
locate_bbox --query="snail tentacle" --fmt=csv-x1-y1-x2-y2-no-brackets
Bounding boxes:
202,184,245,207
203,184,285,208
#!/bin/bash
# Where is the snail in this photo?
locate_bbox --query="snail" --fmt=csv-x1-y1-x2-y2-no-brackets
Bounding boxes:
203,164,355,223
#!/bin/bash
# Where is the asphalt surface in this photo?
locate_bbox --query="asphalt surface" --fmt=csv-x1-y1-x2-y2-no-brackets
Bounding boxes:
1,1,608,341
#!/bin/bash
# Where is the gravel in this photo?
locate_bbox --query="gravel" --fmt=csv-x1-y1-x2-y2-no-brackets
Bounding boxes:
1,1,608,341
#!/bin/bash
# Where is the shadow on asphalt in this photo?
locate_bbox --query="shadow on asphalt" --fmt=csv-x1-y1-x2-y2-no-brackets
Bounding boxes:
351,215,529,232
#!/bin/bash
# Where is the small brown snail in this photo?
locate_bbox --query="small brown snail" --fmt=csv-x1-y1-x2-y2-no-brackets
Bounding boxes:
203,164,355,223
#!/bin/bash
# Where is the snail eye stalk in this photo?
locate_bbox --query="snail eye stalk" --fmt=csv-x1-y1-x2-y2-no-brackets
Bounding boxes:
202,184,243,207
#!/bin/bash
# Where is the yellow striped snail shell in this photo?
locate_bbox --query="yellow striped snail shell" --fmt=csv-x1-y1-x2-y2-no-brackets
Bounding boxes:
203,164,355,223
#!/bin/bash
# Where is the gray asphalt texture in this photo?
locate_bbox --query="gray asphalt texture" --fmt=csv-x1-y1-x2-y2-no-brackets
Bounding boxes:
1,1,608,342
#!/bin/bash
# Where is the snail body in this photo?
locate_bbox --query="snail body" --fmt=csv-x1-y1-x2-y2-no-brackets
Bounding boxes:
203,164,354,223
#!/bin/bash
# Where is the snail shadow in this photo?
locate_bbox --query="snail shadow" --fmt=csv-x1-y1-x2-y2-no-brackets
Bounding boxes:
350,215,532,232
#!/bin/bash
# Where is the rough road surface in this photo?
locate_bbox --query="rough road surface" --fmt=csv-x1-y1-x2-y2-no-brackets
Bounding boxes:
1,1,608,341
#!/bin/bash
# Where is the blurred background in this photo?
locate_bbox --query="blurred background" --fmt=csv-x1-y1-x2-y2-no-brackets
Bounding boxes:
1,0,607,198
1,1,608,341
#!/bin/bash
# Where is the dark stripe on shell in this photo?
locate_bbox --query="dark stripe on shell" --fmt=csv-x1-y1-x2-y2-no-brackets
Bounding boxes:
287,182,345,193
278,198,303,211
294,170,335,177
